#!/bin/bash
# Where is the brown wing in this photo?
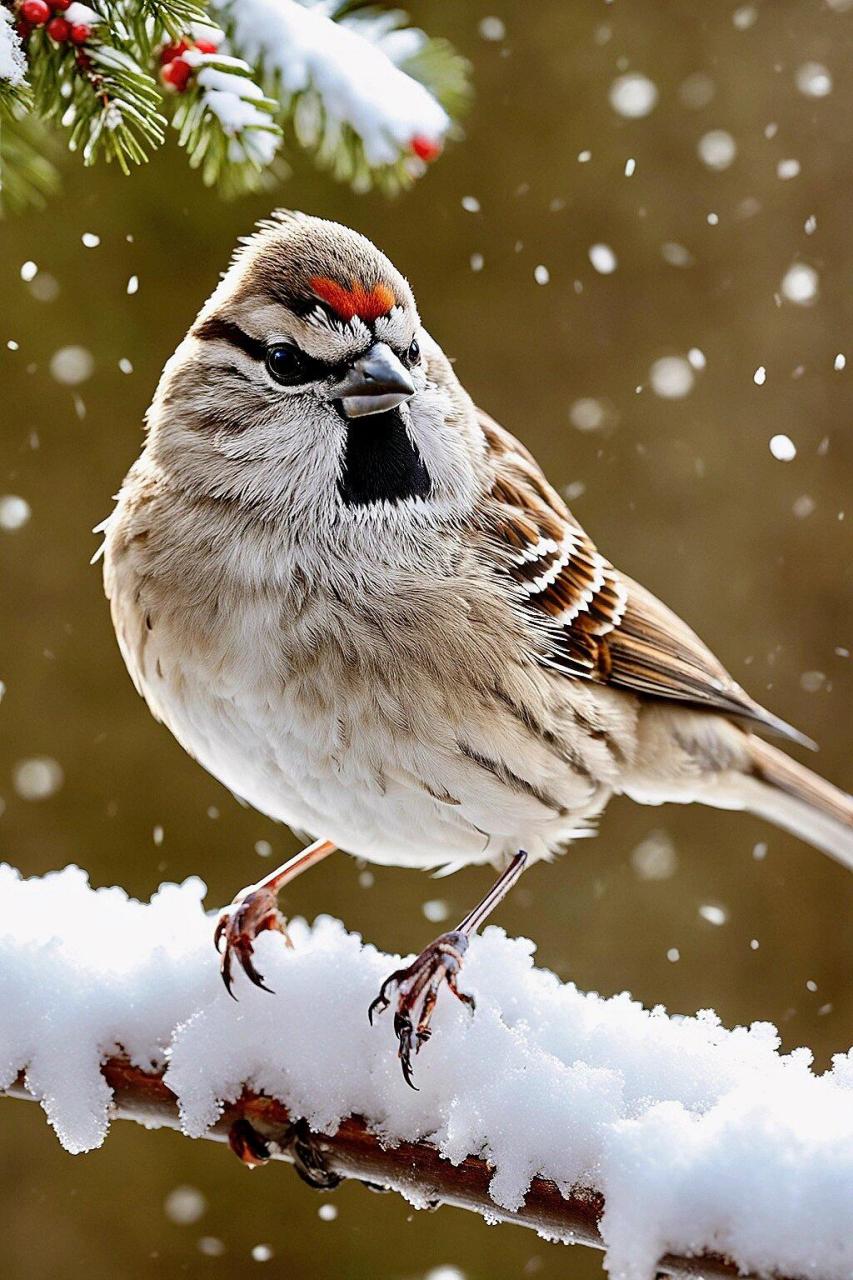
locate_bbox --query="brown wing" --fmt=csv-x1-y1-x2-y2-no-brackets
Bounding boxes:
476,411,811,747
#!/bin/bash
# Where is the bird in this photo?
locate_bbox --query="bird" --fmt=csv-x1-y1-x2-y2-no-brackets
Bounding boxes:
101,210,853,1087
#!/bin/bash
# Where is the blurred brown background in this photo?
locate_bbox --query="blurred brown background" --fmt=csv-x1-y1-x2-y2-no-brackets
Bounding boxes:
1,2,851,1277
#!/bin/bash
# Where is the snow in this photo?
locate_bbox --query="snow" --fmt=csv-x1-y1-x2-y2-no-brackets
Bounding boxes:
608,73,658,119
588,244,618,275
649,356,695,399
660,242,694,268
2,865,852,1280
164,1185,207,1225
0,494,31,532
50,345,94,386
781,262,819,306
678,73,715,109
770,433,797,462
795,62,833,98
698,904,728,927
478,16,506,42
777,158,801,180
0,6,27,88
64,3,100,26
12,757,63,800
210,0,449,166
569,398,607,431
630,831,677,881
733,5,758,29
697,130,737,171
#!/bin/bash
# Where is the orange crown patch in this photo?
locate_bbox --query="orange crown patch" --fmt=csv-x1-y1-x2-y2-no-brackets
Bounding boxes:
309,276,396,323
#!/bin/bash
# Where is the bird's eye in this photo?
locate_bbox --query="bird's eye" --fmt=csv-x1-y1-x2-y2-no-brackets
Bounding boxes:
406,337,421,366
265,343,307,385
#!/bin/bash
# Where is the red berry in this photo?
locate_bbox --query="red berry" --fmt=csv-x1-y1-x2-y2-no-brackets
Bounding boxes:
69,21,90,43
46,14,70,39
15,18,31,37
75,48,91,68
51,0,71,9
20,0,51,25
161,56,192,91
160,38,189,64
410,135,442,162
194,38,218,54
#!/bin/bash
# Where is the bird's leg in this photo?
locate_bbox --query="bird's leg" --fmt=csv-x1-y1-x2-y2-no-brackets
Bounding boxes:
369,850,528,1087
215,838,337,998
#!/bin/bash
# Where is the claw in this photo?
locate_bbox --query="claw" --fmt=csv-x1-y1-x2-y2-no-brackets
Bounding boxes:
214,885,289,999
369,931,471,1087
367,969,404,1025
229,1116,271,1168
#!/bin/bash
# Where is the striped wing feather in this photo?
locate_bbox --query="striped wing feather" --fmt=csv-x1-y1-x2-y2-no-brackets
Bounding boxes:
477,411,810,746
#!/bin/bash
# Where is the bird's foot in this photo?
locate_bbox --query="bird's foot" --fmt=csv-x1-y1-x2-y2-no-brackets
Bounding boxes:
214,885,291,998
368,930,474,1089
228,1116,342,1190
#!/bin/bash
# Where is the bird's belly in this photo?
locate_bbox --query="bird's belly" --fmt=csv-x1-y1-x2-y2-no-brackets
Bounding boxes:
142,658,607,873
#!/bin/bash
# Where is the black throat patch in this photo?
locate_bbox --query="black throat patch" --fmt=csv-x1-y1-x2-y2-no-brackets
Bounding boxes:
338,409,431,507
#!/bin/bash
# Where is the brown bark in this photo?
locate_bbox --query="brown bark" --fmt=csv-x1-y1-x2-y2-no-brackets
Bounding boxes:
6,1059,785,1280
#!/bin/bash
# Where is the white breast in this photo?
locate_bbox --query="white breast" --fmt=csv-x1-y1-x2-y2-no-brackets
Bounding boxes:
117,584,612,871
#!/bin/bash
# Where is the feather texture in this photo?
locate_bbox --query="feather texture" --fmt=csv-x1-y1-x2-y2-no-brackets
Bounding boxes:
475,412,811,748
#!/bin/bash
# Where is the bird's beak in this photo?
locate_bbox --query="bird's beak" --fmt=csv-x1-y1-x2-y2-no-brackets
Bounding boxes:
334,342,416,418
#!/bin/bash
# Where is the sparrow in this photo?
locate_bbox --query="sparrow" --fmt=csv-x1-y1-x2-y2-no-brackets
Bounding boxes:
101,211,853,1087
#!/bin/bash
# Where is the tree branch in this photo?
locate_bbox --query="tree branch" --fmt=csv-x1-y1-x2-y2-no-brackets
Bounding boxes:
6,1059,784,1280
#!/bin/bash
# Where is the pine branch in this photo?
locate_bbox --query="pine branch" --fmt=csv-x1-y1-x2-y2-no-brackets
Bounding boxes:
209,0,471,194
0,111,59,211
0,0,472,208
25,6,166,173
169,47,284,196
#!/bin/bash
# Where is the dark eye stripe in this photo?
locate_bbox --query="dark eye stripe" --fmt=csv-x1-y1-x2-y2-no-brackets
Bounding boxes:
194,316,267,362
193,315,414,389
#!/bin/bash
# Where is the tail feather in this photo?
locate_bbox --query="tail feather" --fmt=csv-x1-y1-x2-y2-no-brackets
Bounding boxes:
743,735,853,870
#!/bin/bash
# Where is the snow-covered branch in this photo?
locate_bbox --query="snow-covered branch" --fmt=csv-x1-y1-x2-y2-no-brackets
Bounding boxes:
3,1060,779,1280
1,865,852,1280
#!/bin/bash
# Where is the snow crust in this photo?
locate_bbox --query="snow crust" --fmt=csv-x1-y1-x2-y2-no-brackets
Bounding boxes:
211,0,449,165
2,864,852,1280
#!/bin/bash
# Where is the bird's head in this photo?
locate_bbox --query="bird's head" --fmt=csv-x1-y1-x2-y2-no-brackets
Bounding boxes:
146,212,483,540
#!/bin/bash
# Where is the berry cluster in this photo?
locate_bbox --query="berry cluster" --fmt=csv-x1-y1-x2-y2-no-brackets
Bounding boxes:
16,0,90,46
159,34,219,93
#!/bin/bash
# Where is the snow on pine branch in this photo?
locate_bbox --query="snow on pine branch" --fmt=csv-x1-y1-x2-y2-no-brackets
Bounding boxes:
2,863,851,1280
210,0,459,180
0,7,28,100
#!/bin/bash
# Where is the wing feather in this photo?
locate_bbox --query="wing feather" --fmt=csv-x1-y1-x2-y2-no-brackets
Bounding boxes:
475,411,812,747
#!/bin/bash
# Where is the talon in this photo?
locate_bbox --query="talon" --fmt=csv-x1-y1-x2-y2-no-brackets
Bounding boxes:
214,886,289,998
368,967,407,1023
289,1118,342,1191
229,1116,271,1168
394,1012,418,1090
367,993,388,1025
369,931,472,1087
221,941,236,1000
